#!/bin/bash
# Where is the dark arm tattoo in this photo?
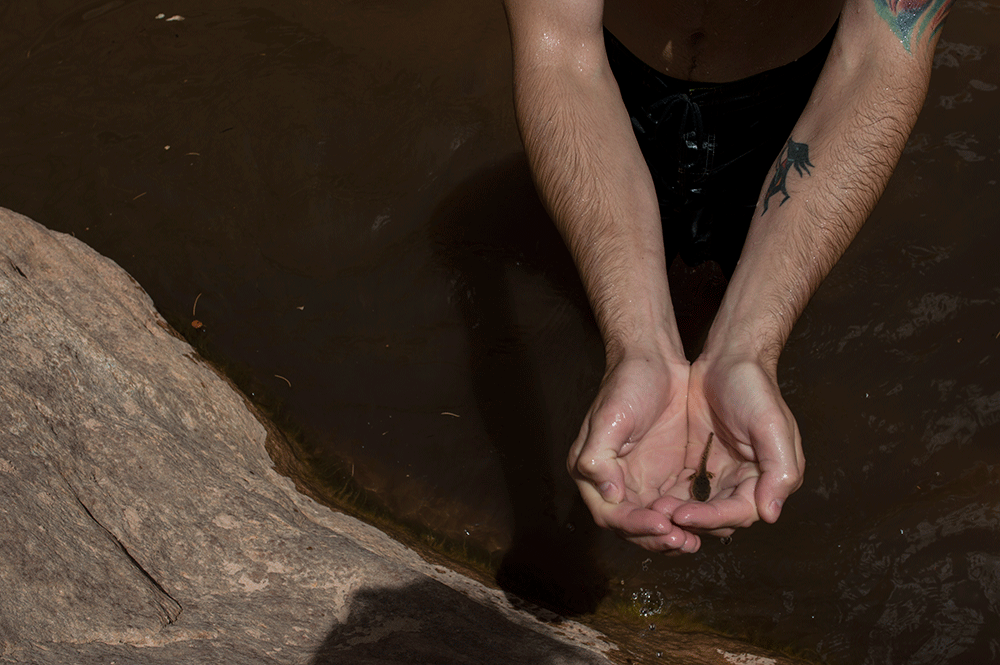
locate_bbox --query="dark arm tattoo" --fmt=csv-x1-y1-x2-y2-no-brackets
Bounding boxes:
873,0,955,53
762,138,813,214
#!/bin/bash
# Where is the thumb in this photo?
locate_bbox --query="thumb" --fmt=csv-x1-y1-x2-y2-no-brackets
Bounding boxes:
753,423,803,523
568,412,631,505
573,447,626,504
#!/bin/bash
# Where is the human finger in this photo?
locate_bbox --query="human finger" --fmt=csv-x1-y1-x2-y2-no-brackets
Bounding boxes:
576,482,677,536
751,419,804,523
567,405,634,504
625,527,701,553
670,482,760,531
595,496,702,552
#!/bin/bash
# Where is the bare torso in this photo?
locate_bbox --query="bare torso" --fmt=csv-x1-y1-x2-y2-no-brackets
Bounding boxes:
603,0,845,82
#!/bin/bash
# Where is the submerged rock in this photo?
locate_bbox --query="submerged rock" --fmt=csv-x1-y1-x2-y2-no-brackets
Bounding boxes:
0,208,613,664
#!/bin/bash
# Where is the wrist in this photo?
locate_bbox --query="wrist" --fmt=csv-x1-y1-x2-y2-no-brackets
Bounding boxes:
603,323,687,371
700,315,783,376
700,265,798,374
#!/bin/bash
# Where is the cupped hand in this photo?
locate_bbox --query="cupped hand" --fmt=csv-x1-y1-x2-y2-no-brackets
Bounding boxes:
567,352,701,552
669,353,803,537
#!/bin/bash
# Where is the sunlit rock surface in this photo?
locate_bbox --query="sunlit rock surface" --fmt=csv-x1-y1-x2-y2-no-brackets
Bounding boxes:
0,207,615,664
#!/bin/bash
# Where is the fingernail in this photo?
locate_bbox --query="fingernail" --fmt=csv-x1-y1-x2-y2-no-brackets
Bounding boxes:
599,481,618,502
770,499,783,519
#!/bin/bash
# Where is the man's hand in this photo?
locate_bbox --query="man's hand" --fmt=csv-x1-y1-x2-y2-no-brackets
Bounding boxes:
567,353,702,552
670,353,803,537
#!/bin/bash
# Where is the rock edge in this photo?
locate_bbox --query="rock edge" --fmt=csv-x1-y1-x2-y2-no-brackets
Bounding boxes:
0,207,614,665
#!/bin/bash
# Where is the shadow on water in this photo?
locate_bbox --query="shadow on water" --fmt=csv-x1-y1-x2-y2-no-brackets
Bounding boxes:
424,155,732,616
427,155,611,615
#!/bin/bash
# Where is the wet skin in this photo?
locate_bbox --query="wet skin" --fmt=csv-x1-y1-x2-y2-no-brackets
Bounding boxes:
689,433,714,502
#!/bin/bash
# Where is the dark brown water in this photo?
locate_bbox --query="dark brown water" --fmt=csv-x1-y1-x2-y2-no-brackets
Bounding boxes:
2,1,998,663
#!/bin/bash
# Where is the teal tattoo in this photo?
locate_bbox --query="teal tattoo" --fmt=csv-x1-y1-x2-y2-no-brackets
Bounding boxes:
873,0,955,53
762,139,813,213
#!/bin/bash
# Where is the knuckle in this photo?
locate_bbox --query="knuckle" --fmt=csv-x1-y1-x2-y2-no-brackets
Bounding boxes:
775,468,802,491
570,454,599,479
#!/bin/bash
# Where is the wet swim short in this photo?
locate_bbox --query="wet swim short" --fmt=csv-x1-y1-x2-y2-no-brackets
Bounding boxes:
604,23,837,275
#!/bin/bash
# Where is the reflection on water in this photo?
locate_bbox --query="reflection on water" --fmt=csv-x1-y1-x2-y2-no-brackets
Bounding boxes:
1,1,997,663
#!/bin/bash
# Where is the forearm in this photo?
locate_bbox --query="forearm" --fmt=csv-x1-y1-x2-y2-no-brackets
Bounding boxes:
705,2,943,370
506,4,684,363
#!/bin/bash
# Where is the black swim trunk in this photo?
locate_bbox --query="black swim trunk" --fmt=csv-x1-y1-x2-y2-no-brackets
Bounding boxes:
604,24,837,275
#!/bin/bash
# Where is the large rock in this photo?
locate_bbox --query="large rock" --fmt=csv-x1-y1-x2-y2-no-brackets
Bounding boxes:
0,207,614,664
